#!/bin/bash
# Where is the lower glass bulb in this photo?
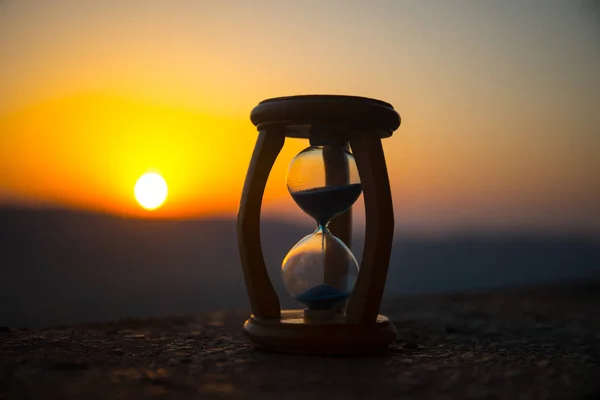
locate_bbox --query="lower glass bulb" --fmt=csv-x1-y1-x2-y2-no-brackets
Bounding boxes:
281,226,359,310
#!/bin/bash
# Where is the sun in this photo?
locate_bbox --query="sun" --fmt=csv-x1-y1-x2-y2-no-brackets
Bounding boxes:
134,172,168,210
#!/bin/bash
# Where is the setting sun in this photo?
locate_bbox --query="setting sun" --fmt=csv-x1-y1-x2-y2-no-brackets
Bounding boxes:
134,172,168,211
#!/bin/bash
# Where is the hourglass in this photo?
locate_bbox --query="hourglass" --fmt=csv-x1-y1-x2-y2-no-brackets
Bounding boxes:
238,95,401,355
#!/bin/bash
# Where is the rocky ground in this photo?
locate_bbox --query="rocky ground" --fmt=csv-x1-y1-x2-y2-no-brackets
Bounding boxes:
1,280,599,399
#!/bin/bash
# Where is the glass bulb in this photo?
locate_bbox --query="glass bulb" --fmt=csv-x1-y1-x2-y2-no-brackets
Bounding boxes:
282,226,359,310
286,145,361,226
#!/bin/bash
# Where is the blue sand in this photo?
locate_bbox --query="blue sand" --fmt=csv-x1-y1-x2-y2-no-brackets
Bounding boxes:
291,183,362,226
295,284,350,310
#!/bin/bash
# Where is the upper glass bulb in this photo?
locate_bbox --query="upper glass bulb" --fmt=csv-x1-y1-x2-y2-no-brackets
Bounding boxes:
286,145,361,226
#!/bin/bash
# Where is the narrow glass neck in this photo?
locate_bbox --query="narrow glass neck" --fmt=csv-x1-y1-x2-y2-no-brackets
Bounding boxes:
314,222,331,234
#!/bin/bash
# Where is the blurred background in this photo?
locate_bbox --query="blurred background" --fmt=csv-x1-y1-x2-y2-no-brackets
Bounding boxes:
1,0,599,328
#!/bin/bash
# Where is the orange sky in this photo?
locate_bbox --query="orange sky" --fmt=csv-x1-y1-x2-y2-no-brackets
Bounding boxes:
1,1,599,233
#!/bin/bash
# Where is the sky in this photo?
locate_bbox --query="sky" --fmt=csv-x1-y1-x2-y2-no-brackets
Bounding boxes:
1,0,599,234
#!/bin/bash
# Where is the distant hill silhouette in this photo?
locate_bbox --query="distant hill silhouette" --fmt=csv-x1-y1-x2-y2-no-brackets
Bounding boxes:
1,207,599,328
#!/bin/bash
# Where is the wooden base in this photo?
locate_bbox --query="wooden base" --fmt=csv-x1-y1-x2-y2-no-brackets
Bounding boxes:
243,309,398,355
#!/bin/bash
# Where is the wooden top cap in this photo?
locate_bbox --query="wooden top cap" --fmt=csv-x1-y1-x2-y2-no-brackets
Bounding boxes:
250,95,401,139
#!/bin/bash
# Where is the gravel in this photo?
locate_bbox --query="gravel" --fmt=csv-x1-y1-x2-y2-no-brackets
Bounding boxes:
1,280,599,399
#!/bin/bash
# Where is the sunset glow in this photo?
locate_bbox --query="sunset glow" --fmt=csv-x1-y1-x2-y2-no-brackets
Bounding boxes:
0,0,598,233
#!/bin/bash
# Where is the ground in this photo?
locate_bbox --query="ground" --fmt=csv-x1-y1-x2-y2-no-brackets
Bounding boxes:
1,281,599,399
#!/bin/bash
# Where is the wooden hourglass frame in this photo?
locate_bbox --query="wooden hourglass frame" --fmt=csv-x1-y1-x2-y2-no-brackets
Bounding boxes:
237,95,401,355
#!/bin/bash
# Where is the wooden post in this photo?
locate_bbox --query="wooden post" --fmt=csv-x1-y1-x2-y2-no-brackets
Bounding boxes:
324,143,352,247
345,134,394,324
323,143,352,289
237,128,284,319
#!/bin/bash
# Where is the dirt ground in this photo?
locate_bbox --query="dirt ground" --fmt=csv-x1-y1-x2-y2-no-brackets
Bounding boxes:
1,281,599,399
